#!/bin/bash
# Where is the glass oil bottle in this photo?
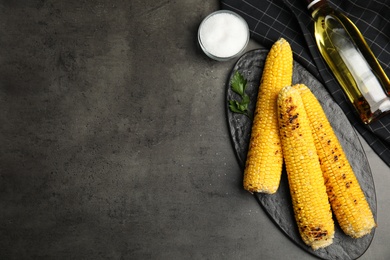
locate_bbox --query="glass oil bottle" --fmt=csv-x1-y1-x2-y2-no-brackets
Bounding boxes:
306,0,390,124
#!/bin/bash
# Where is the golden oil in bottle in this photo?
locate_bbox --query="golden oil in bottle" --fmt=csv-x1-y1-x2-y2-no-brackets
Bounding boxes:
306,0,390,124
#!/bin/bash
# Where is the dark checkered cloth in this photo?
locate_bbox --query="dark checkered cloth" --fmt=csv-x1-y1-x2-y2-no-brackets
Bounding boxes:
220,0,390,167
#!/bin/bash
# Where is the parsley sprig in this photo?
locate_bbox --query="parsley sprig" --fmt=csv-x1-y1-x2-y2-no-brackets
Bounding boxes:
228,71,250,117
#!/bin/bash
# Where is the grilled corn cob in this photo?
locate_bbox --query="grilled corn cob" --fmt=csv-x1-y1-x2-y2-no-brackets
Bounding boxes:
243,38,293,194
278,86,334,250
294,84,376,238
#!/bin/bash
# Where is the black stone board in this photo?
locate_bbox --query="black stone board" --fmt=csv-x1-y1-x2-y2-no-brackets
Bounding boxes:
226,48,377,260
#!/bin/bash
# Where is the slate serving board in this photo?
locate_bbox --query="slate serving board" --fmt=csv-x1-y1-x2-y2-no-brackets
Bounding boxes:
226,48,377,260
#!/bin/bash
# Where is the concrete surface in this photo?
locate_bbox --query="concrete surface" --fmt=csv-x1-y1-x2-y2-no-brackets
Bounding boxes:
1,1,389,259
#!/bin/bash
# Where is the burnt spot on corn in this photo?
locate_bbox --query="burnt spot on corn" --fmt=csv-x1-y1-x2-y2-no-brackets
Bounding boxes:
300,225,307,232
329,193,337,202
286,104,296,114
346,181,352,188
334,155,338,162
289,113,299,124
323,176,329,184
327,140,331,145
309,227,329,240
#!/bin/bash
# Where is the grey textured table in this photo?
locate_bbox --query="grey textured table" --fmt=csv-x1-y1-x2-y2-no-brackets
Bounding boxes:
1,1,389,259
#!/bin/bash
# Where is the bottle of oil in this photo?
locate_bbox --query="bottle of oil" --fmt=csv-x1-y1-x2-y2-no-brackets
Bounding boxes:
306,0,390,124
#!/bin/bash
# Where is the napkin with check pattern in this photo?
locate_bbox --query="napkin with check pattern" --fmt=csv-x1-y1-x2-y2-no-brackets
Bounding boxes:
220,0,390,167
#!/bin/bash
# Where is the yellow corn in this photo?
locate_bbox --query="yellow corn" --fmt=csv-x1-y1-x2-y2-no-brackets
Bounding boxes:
278,86,334,250
294,84,376,238
243,38,293,194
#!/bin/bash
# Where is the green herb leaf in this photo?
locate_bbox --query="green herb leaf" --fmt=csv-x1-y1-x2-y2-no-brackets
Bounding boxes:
231,71,247,96
228,100,242,114
228,71,251,117
229,100,247,115
241,94,250,106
